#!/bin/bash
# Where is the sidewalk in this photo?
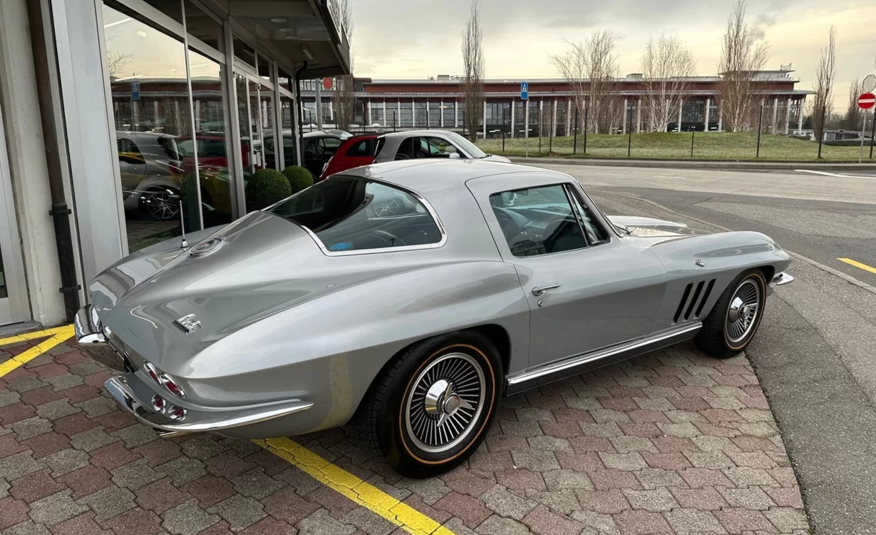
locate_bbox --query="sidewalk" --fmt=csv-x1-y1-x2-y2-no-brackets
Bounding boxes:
509,156,876,172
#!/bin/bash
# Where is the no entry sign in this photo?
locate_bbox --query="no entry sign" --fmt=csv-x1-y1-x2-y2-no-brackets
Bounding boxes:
858,92,876,110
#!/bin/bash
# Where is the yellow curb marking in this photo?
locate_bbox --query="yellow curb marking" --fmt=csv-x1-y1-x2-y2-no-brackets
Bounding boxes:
0,329,455,534
255,437,457,535
838,257,876,275
0,325,75,378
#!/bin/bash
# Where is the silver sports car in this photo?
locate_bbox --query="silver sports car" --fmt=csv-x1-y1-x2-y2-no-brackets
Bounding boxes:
75,160,793,477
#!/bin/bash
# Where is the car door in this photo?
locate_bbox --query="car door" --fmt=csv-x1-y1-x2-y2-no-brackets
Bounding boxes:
467,172,668,369
116,136,147,198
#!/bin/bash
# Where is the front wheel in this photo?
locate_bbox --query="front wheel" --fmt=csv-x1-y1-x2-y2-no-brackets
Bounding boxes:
359,332,502,478
695,270,767,359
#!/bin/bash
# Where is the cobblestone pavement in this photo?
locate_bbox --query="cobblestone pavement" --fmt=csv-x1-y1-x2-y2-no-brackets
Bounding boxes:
0,334,810,535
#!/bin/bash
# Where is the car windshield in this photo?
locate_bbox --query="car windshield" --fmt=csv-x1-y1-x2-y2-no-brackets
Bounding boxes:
447,132,487,159
266,176,443,253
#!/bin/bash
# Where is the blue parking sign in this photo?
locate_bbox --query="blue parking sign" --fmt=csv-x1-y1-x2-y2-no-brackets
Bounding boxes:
131,81,140,101
520,82,528,101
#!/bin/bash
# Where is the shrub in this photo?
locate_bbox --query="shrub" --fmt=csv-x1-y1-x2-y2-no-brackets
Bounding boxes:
246,168,291,209
282,165,314,194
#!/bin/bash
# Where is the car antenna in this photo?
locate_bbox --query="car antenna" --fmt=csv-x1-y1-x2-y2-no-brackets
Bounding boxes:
179,200,188,250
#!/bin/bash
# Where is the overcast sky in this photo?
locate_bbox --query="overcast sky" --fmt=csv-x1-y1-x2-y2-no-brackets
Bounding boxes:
352,0,876,110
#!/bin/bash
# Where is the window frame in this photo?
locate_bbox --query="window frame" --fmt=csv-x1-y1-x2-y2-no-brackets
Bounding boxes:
268,176,448,257
489,181,612,258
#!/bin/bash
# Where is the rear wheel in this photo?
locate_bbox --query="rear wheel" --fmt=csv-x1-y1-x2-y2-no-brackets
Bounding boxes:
139,188,181,221
695,270,767,359
359,331,502,478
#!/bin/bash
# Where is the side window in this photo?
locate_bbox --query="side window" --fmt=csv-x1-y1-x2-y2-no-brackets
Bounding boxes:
117,138,144,164
419,137,459,158
323,137,342,155
395,137,415,160
568,189,610,245
346,139,374,157
490,185,587,257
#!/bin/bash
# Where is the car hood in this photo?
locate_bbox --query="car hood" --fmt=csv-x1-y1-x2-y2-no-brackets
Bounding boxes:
89,212,393,368
481,154,511,163
607,215,711,247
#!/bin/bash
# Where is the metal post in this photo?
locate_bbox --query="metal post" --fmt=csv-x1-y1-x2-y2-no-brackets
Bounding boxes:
870,109,875,159
627,103,633,157
861,112,868,164
525,102,529,157
573,107,578,155
315,81,323,130
690,129,695,158
538,103,542,154
583,104,589,154
502,107,507,152
756,101,764,158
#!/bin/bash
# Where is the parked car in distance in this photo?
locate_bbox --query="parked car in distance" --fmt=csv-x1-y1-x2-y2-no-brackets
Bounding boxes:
318,135,378,181
318,130,511,181
264,130,351,177
75,160,793,478
116,132,184,221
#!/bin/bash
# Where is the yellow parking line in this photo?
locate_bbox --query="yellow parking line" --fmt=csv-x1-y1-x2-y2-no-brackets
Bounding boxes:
838,258,876,275
0,325,75,378
256,437,456,535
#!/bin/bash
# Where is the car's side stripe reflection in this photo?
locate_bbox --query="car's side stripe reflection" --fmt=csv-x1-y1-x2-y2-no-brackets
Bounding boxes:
255,437,457,535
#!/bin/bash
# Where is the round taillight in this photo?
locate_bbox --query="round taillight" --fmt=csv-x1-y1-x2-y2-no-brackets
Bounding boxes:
158,374,186,399
143,362,161,385
151,395,166,413
166,405,187,421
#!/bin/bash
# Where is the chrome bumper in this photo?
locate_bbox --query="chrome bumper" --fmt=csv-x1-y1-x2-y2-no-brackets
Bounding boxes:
74,305,106,344
104,374,314,436
768,272,794,295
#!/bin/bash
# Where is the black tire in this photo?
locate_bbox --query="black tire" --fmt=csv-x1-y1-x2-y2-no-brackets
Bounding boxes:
695,270,767,359
139,188,181,221
359,331,502,478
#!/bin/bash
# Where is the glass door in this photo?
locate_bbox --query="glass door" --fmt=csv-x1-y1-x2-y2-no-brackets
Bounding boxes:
0,104,27,327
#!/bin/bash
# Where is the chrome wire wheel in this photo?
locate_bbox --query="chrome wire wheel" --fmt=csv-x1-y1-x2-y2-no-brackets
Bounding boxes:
725,279,761,344
404,353,485,454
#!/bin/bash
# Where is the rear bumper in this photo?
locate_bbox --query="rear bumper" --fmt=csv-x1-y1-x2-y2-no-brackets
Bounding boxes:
104,374,313,436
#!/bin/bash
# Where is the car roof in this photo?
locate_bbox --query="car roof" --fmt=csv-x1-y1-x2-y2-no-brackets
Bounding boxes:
381,130,457,139
340,160,571,195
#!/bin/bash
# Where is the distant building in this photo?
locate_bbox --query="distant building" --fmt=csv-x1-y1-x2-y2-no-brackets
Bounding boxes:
300,69,813,137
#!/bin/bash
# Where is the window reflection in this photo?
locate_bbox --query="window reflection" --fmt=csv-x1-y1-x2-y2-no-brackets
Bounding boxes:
104,2,199,252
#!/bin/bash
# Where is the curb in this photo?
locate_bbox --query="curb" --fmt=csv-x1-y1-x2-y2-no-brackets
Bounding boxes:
509,156,876,172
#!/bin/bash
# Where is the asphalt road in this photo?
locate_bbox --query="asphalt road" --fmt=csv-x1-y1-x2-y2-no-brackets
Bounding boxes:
535,163,876,534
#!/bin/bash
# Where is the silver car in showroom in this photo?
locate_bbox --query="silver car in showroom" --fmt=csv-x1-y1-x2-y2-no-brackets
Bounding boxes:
75,160,793,477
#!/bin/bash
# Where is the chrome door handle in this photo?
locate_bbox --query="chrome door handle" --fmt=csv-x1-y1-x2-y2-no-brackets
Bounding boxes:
532,284,561,296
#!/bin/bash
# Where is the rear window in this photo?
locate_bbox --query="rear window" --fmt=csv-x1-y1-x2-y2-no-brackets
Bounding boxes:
346,139,375,157
267,176,444,254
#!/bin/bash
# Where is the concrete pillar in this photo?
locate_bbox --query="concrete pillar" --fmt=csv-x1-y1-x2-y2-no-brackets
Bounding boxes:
704,98,711,131
538,99,543,136
798,96,805,134
772,97,779,134
718,101,723,132
510,102,515,138
383,99,387,127
397,99,401,127
439,99,444,127
622,98,628,134
636,99,642,133
678,99,683,131
552,98,557,137
483,100,487,138
785,97,792,135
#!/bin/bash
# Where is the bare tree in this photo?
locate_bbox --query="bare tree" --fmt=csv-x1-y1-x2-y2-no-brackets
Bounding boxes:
811,25,837,144
717,0,769,132
330,0,355,130
550,30,620,134
842,78,862,130
641,34,696,132
106,50,133,78
461,0,484,141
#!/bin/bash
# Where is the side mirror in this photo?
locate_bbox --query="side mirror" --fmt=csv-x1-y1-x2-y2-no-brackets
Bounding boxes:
448,152,461,159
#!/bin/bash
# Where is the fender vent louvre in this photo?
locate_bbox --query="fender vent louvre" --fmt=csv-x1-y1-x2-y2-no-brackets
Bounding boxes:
685,281,705,320
673,284,693,323
695,279,716,318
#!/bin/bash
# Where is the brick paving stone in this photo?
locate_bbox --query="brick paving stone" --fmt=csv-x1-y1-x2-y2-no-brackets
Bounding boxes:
440,468,495,498
433,492,491,529
494,469,546,492
102,508,164,535
341,507,396,535
598,453,648,471
0,453,42,481
49,512,113,535
155,457,207,487
135,478,189,514
515,408,555,422
296,510,355,535
587,470,643,491
207,495,266,532
10,418,53,441
204,451,256,479
110,459,163,490
524,489,580,515
0,497,30,530
555,451,603,473
718,487,775,510
179,436,228,461
0,436,26,459
89,443,140,472
550,408,594,425
69,428,116,453
1,520,51,535
273,467,322,497
767,467,798,488
527,436,571,452
46,375,84,392
669,487,729,511
161,501,220,535
90,412,136,433
52,415,98,438
641,452,691,471
663,509,726,534
238,517,295,535
307,486,359,516
610,437,658,454
664,411,705,424
510,451,559,472
400,494,452,525
763,487,804,509
35,401,79,422
713,509,774,534
614,509,673,535
231,468,285,500
57,466,112,500
684,451,735,470
9,470,66,503
563,396,602,411
723,467,777,488
484,434,528,453
21,433,70,459
0,478,9,499
19,388,62,408
245,450,293,477
111,425,157,449
78,486,136,522
576,489,631,515
622,488,678,513
261,488,320,526
130,439,182,468
679,468,735,489
480,485,536,520
571,510,621,535
27,491,88,527
0,391,23,409
542,469,593,491
474,515,531,535
395,476,450,505
500,421,543,438
522,505,582,535
57,386,100,406
579,422,624,438
764,507,808,532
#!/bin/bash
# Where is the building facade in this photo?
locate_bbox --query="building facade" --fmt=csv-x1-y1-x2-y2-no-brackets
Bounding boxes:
300,70,811,137
0,0,349,331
